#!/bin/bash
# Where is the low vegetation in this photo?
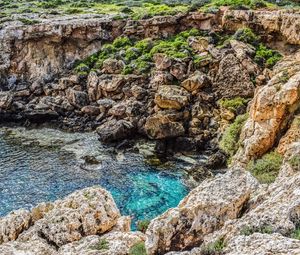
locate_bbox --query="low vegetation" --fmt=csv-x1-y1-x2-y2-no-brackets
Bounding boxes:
247,151,283,184
201,238,226,255
137,219,151,233
291,227,300,240
74,28,203,76
219,113,248,159
90,239,109,250
240,225,274,236
129,241,147,255
1,0,298,22
218,97,249,113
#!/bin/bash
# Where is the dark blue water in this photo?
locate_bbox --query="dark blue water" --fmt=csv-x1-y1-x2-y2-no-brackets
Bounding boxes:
0,128,190,227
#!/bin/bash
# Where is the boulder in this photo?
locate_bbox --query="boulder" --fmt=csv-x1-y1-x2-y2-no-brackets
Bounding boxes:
97,119,135,143
188,36,211,52
0,92,13,110
81,105,100,116
153,53,172,70
66,89,89,109
58,232,146,255
102,58,125,74
144,114,185,139
37,187,120,246
181,71,210,93
145,170,258,254
170,62,187,80
0,209,31,244
99,74,126,93
155,85,189,110
57,75,79,90
213,53,255,98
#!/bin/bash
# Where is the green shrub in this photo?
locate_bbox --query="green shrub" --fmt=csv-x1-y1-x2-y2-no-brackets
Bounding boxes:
255,44,282,67
74,63,90,75
90,239,109,250
201,238,225,255
240,225,273,236
218,97,249,112
233,27,259,45
113,36,132,48
219,113,248,157
291,227,300,240
129,242,147,255
247,151,283,184
137,219,150,233
18,18,40,25
288,155,300,171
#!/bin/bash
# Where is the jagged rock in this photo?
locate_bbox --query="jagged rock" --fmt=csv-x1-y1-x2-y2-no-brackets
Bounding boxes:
37,187,120,246
97,98,116,112
108,103,127,117
155,85,189,110
224,233,300,255
81,105,100,116
277,115,300,156
203,170,300,245
213,53,255,98
144,113,185,139
170,62,187,80
0,92,13,110
0,209,32,244
145,170,259,254
87,71,102,101
181,71,210,93
58,231,146,255
66,89,89,109
39,96,74,112
99,74,126,93
150,71,174,87
97,119,135,143
188,36,210,52
233,53,300,165
102,58,125,74
0,239,58,255
58,75,79,90
153,53,172,70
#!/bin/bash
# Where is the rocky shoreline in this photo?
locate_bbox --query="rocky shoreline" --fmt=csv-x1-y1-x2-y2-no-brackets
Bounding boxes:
0,7,300,255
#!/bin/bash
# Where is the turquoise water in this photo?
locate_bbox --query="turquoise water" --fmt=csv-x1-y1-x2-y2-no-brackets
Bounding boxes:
0,128,190,227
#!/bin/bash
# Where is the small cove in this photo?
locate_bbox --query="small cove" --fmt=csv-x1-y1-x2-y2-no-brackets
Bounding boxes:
0,127,198,228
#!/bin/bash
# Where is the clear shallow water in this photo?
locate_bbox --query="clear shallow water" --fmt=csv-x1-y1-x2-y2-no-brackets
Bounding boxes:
0,127,191,227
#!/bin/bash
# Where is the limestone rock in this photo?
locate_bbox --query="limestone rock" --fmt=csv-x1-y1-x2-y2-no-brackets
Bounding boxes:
144,114,185,139
155,85,189,110
81,105,101,116
224,233,300,255
170,62,187,81
0,239,58,255
38,186,120,246
145,170,258,254
153,53,172,70
213,53,255,99
102,58,125,74
66,89,89,109
97,119,135,143
233,53,300,165
0,209,31,244
181,71,210,93
0,92,13,110
58,232,145,255
188,36,210,52
87,71,102,102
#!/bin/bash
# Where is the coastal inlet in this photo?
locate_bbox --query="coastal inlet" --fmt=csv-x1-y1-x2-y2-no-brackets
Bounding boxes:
0,127,195,228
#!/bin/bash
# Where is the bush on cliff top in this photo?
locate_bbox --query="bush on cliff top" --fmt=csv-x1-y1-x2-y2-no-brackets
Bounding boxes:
219,113,248,158
247,151,283,184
